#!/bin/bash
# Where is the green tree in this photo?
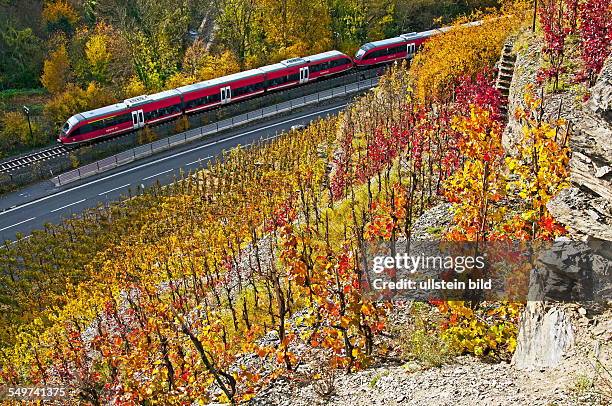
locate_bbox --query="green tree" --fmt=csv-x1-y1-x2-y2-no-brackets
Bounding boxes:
214,0,260,69
0,22,43,89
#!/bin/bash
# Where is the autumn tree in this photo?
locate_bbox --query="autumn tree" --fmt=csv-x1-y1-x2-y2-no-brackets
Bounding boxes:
259,0,333,60
42,0,80,35
41,44,71,94
0,111,45,153
44,82,116,126
182,40,241,80
82,22,133,86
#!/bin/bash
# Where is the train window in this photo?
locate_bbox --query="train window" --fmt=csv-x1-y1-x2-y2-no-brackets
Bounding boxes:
144,103,181,121
234,82,263,97
364,49,381,60
389,45,404,55
309,63,322,73
329,58,351,68
288,73,299,82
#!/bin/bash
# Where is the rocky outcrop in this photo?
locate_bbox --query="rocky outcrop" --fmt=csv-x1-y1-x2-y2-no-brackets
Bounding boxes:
588,57,612,122
512,302,574,370
506,34,612,372
547,55,612,240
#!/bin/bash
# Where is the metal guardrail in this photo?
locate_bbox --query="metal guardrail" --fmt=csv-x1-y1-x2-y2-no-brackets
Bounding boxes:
53,77,379,187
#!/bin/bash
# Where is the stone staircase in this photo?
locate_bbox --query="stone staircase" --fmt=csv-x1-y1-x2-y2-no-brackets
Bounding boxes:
496,41,517,120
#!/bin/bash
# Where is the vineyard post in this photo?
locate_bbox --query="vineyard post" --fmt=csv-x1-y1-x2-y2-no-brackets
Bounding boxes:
532,0,538,32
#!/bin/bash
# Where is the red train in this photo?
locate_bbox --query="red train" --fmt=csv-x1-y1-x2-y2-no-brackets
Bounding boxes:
58,23,467,145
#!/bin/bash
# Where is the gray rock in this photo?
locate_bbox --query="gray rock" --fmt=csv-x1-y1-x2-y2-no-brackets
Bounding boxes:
512,302,574,370
588,54,612,122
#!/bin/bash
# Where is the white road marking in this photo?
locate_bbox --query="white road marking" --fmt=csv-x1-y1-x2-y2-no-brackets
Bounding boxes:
142,169,174,181
0,217,35,232
0,104,347,217
98,183,130,196
50,199,86,213
186,156,213,166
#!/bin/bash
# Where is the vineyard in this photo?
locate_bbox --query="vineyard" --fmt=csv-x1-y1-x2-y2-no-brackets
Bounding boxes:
1,1,611,404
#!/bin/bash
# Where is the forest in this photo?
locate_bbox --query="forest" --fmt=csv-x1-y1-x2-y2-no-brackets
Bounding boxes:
0,0,500,156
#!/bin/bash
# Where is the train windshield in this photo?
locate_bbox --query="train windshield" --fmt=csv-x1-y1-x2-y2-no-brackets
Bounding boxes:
62,116,79,134
355,43,375,59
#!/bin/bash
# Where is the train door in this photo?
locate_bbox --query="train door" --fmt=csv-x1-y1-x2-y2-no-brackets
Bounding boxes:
131,110,145,129
221,86,232,104
299,67,309,84
407,43,416,58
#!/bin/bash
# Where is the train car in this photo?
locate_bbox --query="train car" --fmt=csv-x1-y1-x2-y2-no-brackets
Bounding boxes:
353,32,429,67
59,103,132,145
177,68,266,115
305,50,353,80
126,89,183,129
59,90,183,145
259,58,309,92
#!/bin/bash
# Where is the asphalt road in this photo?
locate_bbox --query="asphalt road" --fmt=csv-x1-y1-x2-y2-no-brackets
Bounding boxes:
0,99,349,243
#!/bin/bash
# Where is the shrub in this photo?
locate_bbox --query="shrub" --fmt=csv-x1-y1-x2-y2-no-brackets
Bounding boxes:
391,303,458,368
433,301,521,361
137,126,158,144
0,111,45,154
174,115,190,133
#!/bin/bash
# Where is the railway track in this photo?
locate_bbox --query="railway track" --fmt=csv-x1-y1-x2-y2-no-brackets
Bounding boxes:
0,145,69,173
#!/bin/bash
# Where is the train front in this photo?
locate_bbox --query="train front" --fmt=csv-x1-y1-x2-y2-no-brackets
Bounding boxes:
353,43,374,67
58,115,80,145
